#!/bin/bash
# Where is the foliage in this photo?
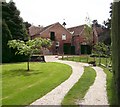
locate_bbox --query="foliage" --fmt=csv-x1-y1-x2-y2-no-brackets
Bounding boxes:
2,1,28,40
111,1,120,104
104,3,113,29
24,21,31,30
93,42,109,57
92,20,102,28
2,1,28,63
2,20,12,62
92,42,111,65
92,19,111,45
62,67,96,105
7,38,52,70
84,26,93,44
2,62,72,105
23,21,31,36
84,18,93,45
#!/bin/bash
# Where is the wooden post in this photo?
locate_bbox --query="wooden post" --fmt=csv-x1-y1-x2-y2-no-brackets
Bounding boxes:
111,1,120,104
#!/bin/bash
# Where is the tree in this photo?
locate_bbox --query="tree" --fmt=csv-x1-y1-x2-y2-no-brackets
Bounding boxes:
102,45,111,67
111,1,120,104
92,20,101,27
2,1,28,62
92,42,109,65
84,25,93,45
2,19,12,62
8,38,51,71
23,21,31,35
2,1,27,39
104,3,113,29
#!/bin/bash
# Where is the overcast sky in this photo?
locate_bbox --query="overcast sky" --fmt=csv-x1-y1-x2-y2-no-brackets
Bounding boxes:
6,0,113,28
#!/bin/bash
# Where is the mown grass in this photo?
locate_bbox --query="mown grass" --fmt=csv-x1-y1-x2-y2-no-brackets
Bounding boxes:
2,62,72,105
100,66,118,105
61,67,96,105
62,55,111,66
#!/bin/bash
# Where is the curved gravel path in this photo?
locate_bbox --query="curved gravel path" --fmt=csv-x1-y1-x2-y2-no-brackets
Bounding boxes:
79,66,109,105
30,56,108,105
31,56,88,105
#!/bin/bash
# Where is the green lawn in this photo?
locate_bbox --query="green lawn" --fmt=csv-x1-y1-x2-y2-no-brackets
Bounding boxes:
2,62,72,105
101,66,118,105
61,67,96,105
62,55,111,66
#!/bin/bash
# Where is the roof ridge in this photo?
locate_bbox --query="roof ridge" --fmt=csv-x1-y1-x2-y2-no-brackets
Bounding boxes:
67,24,85,29
39,22,59,35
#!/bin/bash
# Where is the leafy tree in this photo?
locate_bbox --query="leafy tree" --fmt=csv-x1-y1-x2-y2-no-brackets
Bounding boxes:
92,42,109,65
23,21,31,35
2,1,28,62
92,43,102,65
104,3,113,29
92,20,102,28
8,38,51,71
2,19,12,62
2,1,28,39
84,25,93,45
100,44,112,67
92,19,111,45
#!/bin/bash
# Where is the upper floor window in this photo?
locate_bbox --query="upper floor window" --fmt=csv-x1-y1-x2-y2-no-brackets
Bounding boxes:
62,34,66,40
50,32,55,41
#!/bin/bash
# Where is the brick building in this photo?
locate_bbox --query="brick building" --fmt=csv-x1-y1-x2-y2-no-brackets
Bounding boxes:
29,22,72,54
68,25,98,54
29,22,98,55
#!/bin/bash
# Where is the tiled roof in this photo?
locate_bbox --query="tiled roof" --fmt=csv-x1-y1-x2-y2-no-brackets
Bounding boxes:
67,25,85,36
29,25,43,36
38,22,58,35
29,22,59,36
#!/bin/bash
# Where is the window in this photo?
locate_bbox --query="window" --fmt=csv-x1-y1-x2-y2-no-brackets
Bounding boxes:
50,32,55,41
62,34,66,40
56,41,59,47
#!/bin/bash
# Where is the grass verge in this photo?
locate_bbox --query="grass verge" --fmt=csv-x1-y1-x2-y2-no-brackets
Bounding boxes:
2,62,72,105
61,55,111,66
100,66,118,105
61,67,96,105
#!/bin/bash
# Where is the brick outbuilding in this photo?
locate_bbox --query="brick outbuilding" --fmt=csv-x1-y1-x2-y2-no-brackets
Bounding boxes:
29,22,98,55
29,22,72,54
68,25,98,54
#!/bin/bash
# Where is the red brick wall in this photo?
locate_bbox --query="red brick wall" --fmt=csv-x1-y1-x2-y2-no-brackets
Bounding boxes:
72,35,85,54
34,23,72,54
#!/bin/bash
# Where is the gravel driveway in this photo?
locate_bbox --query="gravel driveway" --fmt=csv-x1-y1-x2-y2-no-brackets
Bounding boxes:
79,66,109,105
31,55,108,105
31,56,88,105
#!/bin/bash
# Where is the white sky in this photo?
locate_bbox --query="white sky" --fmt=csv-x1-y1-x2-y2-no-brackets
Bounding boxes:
6,0,113,28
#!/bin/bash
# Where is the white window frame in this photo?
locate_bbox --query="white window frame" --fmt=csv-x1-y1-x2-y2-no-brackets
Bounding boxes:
62,34,66,40
56,41,59,47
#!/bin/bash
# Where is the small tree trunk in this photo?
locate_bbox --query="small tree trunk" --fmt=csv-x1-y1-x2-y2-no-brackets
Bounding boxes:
62,53,64,60
79,55,81,62
72,55,74,61
106,57,108,67
99,54,101,65
87,55,89,63
67,55,68,60
27,56,30,71
93,56,96,62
